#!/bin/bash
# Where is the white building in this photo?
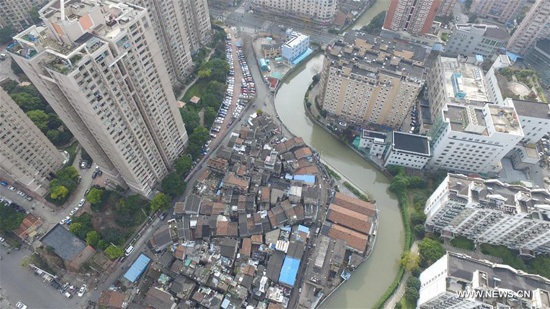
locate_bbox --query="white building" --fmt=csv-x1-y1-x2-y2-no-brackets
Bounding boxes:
424,174,550,254
484,54,514,106
252,0,337,24
9,0,188,197
507,0,550,56
428,103,524,174
281,32,309,64
358,130,388,158
0,88,65,196
419,251,550,309
505,98,550,144
445,24,510,59
384,132,431,169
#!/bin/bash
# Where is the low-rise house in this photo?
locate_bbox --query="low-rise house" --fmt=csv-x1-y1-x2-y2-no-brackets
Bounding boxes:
14,213,43,241
98,290,126,309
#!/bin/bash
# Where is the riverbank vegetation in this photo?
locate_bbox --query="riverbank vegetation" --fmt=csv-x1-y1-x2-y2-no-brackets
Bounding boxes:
360,11,386,36
343,182,370,202
323,164,341,180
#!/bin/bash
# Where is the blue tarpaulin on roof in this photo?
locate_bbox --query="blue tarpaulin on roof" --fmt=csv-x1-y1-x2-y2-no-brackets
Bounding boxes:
123,254,151,282
293,174,315,184
279,256,300,286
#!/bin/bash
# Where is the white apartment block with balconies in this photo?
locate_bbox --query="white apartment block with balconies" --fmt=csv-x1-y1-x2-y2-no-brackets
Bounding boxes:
424,174,550,254
0,88,65,196
8,0,188,197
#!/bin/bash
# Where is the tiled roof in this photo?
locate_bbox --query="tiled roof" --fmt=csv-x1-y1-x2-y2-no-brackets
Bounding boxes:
327,223,368,253
333,192,376,217
327,204,372,234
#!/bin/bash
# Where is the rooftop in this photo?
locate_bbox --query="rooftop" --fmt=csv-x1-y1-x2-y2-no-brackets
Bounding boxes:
333,192,376,217
441,57,489,103
279,256,301,287
454,24,510,41
123,254,151,283
327,204,372,234
40,224,87,260
509,99,550,119
535,38,550,55
392,132,431,155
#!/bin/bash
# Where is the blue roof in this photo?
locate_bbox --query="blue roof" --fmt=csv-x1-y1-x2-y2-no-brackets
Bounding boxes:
293,174,315,184
476,55,484,63
506,52,522,62
123,254,151,282
432,43,444,51
297,225,310,234
279,256,300,286
291,48,313,65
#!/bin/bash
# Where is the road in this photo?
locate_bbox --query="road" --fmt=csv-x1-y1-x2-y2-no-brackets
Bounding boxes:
0,245,83,309
0,50,19,82
453,1,469,24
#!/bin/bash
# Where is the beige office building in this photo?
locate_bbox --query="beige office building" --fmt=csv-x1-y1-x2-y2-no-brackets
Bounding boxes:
0,0,45,30
130,0,211,84
319,32,426,128
8,0,188,197
252,0,337,24
507,0,550,56
0,88,65,196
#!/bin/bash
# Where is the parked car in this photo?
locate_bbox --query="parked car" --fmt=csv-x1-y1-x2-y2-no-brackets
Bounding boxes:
77,284,87,297
80,161,87,169
78,199,85,207
0,181,7,186
25,196,33,201
16,302,27,309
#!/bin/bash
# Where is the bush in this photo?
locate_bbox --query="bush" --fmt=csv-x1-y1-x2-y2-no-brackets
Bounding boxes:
450,236,475,251
404,287,419,304
343,182,370,202
105,245,124,260
418,237,446,265
406,276,421,290
413,224,425,238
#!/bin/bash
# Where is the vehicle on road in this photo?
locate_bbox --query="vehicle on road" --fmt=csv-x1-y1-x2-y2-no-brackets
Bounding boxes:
16,302,27,309
80,161,87,169
0,181,7,186
8,185,16,191
78,284,87,297
78,199,85,207
125,245,134,256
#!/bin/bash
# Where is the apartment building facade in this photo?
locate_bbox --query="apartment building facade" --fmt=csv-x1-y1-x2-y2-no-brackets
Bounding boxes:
471,0,527,24
437,0,457,17
130,0,211,84
0,0,44,30
445,24,510,59
252,0,337,24
424,174,550,253
9,0,188,197
507,0,550,56
319,31,426,128
0,88,65,196
383,0,441,35
419,252,550,309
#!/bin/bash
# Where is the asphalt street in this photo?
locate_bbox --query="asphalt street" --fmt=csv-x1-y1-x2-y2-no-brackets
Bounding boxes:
0,245,83,309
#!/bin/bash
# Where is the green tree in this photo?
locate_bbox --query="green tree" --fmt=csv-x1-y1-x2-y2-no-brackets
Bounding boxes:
405,287,420,304
97,240,109,250
418,237,446,265
10,92,43,111
198,68,211,79
150,193,170,212
69,222,84,237
50,184,69,200
0,205,25,232
204,107,218,128
1,79,19,92
11,59,23,75
401,251,420,272
29,7,41,23
406,276,421,290
26,110,49,131
256,109,263,115
47,113,62,130
175,155,193,176
410,211,427,225
46,130,60,143
464,0,473,10
101,227,124,245
186,126,210,159
161,173,186,197
86,188,103,204
413,224,426,238
180,108,200,134
104,245,124,259
390,175,409,193
360,11,386,35
85,231,101,248
0,25,14,44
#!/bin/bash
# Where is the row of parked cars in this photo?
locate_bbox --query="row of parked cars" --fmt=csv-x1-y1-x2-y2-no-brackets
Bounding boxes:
0,180,33,201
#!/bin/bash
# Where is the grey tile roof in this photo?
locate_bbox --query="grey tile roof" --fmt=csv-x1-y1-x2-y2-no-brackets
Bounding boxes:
41,224,87,260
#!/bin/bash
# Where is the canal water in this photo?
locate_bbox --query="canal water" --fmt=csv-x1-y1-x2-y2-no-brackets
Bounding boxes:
274,2,402,306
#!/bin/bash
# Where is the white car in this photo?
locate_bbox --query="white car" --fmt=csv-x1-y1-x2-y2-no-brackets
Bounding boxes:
60,216,70,225
16,302,27,309
70,208,78,216
77,284,87,297
78,199,85,207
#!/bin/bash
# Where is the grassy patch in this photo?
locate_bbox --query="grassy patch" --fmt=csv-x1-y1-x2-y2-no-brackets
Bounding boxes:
450,236,475,251
343,181,369,202
324,164,341,180
181,79,209,102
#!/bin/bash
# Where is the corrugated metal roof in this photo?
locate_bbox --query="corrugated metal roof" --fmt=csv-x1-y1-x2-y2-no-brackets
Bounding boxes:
123,254,151,282
279,256,300,287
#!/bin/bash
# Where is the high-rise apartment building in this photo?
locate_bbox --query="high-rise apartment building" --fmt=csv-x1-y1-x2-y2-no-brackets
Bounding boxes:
383,0,441,35
319,31,426,128
507,0,550,56
419,252,550,309
252,0,337,25
437,0,457,17
445,24,510,59
0,88,65,196
130,0,211,84
8,0,188,196
0,0,45,30
425,174,550,253
471,0,528,24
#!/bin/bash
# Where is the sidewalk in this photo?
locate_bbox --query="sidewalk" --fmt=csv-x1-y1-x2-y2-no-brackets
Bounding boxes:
384,241,419,309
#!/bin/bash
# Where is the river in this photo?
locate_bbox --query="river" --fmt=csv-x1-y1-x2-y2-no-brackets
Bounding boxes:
273,2,403,307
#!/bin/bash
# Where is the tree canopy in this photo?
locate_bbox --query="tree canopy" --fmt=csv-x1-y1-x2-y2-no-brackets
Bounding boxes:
175,155,192,176
0,206,25,232
105,245,124,259
85,231,101,248
26,110,49,131
86,188,104,204
150,193,170,212
418,237,446,265
10,92,43,111
161,173,186,197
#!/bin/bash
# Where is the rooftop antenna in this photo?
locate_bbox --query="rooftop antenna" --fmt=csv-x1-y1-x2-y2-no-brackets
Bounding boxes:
60,0,65,21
